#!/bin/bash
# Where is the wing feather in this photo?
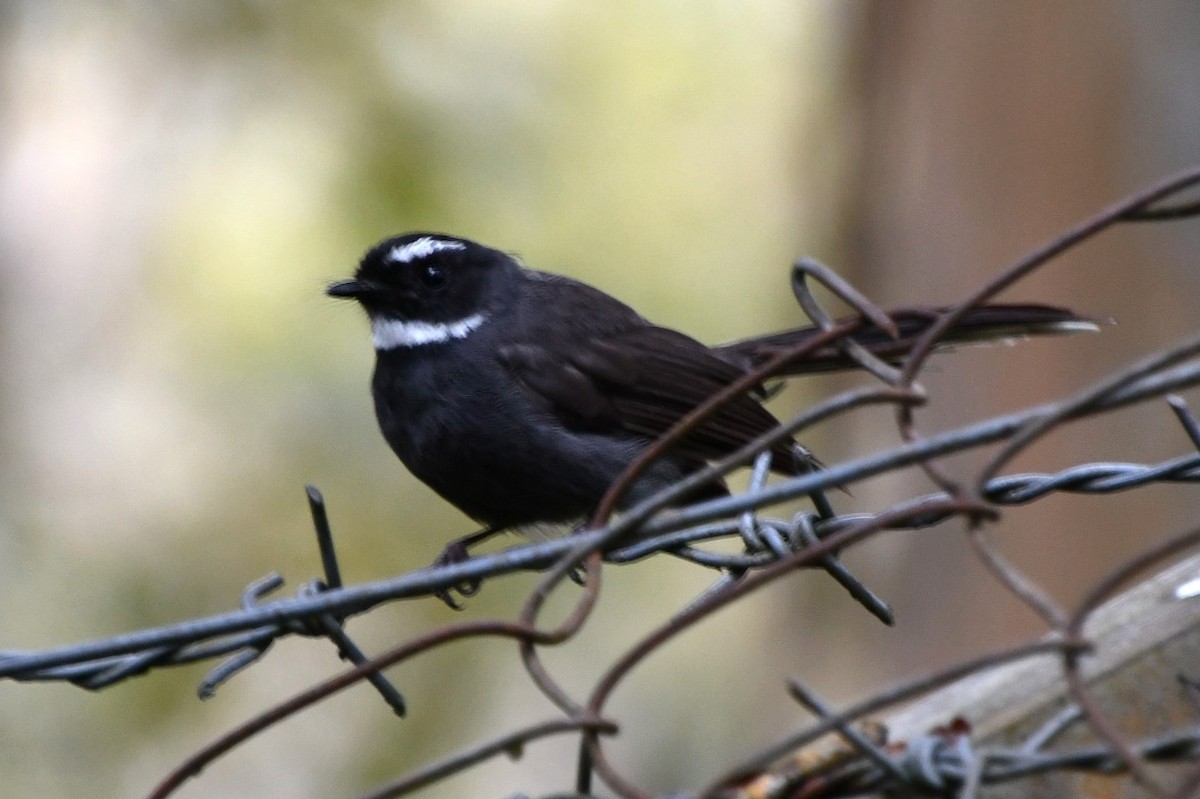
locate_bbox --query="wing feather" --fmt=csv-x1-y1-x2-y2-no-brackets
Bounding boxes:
499,319,812,475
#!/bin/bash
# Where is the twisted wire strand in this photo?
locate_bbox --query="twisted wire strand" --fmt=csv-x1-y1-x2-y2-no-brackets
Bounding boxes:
2,453,1197,689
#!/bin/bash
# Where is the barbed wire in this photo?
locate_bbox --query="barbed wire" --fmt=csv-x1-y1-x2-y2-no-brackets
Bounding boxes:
3,446,1199,693
4,167,1200,799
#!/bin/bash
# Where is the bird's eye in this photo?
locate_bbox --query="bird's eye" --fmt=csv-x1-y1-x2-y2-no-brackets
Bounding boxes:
419,263,447,289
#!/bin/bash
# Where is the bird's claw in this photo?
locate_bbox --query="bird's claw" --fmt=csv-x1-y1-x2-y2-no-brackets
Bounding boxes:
430,530,497,609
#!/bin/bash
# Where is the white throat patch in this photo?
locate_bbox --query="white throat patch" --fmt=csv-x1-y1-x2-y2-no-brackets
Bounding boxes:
372,313,487,350
386,237,465,264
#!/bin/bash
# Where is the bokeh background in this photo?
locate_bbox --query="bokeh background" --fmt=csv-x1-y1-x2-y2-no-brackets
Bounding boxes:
1,2,1198,797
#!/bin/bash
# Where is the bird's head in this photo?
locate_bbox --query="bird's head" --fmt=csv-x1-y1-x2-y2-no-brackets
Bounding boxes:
328,233,518,350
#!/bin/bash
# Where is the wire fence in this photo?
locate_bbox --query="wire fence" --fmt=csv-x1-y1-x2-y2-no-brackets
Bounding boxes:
3,167,1200,799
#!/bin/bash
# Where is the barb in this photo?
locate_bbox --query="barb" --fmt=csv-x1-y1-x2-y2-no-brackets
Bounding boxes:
1169,395,1200,450
1123,196,1200,222
307,485,343,590
786,679,905,784
790,512,894,625
197,572,285,698
301,488,407,715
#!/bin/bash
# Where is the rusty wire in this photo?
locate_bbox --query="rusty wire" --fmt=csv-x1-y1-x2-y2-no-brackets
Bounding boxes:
2,169,1200,799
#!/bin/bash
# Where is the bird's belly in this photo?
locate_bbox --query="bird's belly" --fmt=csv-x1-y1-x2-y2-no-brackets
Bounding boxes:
410,408,644,526
372,362,681,527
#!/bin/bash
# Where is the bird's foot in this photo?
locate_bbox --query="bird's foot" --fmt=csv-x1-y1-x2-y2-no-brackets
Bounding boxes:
562,522,596,586
430,525,502,609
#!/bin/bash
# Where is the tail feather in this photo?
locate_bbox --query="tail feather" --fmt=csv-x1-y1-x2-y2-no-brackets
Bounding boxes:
719,303,1102,375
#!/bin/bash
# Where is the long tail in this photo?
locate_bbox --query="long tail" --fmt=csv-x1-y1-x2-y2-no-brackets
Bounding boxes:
718,303,1102,375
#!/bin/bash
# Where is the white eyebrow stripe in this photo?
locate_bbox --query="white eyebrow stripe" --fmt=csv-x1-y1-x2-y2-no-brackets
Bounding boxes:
372,313,487,350
386,237,466,264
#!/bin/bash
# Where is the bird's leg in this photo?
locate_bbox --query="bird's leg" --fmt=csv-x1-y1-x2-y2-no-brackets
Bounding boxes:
562,522,595,585
431,525,504,609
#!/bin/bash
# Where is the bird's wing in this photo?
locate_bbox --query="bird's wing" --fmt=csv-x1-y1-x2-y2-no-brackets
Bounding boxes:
498,323,814,474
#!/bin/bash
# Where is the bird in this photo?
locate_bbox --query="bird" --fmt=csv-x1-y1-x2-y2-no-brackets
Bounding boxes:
328,232,1095,541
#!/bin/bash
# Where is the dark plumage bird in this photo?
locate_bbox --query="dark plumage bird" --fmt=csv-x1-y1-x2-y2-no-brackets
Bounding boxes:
328,233,1094,533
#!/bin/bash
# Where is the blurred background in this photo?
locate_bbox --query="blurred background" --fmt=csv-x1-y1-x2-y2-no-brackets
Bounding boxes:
1,2,1197,797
